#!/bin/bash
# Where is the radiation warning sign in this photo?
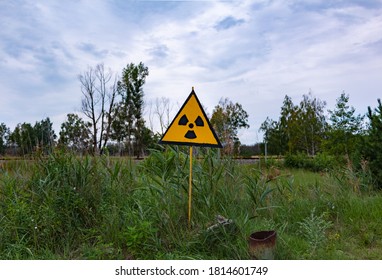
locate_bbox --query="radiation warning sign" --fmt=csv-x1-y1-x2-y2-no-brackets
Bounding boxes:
159,88,222,148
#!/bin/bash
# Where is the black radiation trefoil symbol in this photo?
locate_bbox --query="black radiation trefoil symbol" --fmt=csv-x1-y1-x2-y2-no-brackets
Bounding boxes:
178,114,204,139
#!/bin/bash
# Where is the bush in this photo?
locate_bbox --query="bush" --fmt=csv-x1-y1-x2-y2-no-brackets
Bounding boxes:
284,153,308,169
364,99,382,189
298,208,332,255
284,152,337,172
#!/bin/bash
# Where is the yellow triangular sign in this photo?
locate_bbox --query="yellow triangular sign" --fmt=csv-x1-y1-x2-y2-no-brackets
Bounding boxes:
159,88,222,148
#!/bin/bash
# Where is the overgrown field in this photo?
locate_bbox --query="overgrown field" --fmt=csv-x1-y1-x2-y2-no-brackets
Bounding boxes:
1,148,381,259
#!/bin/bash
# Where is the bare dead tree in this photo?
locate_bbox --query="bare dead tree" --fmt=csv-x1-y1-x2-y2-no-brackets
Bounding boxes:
79,63,118,155
80,67,98,154
154,97,172,135
101,74,118,154
147,101,154,133
94,64,119,154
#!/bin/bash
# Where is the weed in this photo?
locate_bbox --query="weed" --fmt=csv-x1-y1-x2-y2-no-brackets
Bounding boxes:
298,208,333,255
1,151,382,259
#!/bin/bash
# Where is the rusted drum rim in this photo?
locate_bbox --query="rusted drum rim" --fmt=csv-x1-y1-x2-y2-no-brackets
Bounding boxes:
249,230,276,241
248,230,277,246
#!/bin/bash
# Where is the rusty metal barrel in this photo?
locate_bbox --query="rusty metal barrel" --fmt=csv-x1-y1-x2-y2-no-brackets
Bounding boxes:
248,230,277,259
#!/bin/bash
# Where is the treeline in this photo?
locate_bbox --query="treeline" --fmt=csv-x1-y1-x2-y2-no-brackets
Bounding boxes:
259,92,382,188
0,116,156,158
0,62,252,158
260,92,365,157
0,62,158,157
1,59,381,188
0,118,56,156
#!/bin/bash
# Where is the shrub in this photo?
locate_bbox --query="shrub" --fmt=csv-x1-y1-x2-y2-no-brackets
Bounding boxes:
298,208,332,254
284,153,308,169
364,99,382,189
284,152,337,172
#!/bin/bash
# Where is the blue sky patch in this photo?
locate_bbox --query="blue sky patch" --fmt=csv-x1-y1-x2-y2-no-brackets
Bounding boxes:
214,16,245,31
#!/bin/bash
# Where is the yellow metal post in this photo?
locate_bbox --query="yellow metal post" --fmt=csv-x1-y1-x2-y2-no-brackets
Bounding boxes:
188,146,193,228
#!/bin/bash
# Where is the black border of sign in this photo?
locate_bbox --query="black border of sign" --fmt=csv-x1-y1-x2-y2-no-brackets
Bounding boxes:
158,89,223,148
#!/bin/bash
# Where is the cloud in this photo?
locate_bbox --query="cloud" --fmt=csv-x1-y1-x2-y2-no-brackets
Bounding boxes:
147,44,169,60
77,42,109,58
0,0,381,144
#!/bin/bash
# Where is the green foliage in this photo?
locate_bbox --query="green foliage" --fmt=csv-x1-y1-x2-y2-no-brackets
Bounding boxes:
0,123,10,155
298,208,333,254
260,93,327,156
7,118,56,156
124,221,158,259
260,117,285,155
33,118,56,154
239,143,262,157
113,62,150,158
76,62,153,157
364,99,382,189
324,92,365,156
331,159,374,193
8,122,35,155
298,93,327,155
58,113,91,153
244,168,276,216
0,150,381,260
284,152,337,172
284,153,308,169
211,98,249,156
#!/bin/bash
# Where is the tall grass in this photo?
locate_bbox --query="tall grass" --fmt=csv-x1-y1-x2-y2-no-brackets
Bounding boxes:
0,149,381,259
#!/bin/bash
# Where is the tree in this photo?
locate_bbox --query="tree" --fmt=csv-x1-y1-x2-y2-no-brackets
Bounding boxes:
239,143,262,157
7,119,56,156
279,95,300,153
59,113,91,154
110,103,128,156
260,93,327,156
364,99,382,188
211,98,249,155
148,97,173,135
79,63,118,155
297,93,327,156
34,117,56,154
140,125,157,153
261,95,300,155
0,123,10,155
112,62,149,157
324,92,365,157
259,117,284,155
9,122,35,155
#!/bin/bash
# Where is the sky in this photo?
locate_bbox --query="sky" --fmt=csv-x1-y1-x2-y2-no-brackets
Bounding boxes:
1,0,382,145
